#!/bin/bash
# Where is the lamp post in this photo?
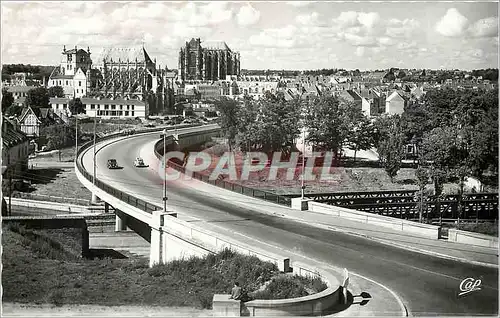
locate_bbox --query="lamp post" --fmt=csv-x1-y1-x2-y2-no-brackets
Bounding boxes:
91,113,98,204
163,128,168,213
75,116,78,160
301,128,306,200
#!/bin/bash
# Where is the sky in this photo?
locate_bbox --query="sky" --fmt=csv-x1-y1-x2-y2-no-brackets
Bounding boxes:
1,1,498,70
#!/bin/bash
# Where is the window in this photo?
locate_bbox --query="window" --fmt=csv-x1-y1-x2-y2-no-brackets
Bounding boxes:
111,105,116,110
120,105,123,110
79,81,82,87
131,111,134,116
127,105,130,110
63,104,67,109
68,54,72,62
90,104,95,110
131,105,134,110
66,80,68,85
125,111,129,116
104,105,109,110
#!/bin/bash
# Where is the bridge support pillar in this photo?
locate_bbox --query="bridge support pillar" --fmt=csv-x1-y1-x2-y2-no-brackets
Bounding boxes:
91,193,99,204
115,213,127,232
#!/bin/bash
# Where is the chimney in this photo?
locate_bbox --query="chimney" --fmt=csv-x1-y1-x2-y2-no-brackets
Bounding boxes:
63,45,66,52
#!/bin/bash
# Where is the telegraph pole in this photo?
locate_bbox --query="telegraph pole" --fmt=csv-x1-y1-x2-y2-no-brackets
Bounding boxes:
301,128,306,200
8,174,12,216
75,116,78,160
93,113,97,187
91,113,97,204
163,129,168,213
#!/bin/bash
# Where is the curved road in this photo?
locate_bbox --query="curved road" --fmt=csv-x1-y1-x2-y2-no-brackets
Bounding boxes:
81,131,498,316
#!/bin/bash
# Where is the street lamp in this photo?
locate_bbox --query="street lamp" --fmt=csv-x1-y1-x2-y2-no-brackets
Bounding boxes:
162,128,168,213
75,116,78,160
301,127,306,200
91,113,98,204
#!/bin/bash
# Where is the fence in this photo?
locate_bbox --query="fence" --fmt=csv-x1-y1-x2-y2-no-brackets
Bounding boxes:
153,139,292,207
295,190,498,221
75,124,210,215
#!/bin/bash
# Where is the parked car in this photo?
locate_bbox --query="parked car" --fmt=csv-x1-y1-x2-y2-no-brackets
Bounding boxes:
107,159,119,169
133,157,148,167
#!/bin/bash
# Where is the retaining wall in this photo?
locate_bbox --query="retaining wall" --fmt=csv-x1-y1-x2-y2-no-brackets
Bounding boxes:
3,215,89,257
448,228,498,248
243,262,341,317
309,201,440,239
10,198,90,213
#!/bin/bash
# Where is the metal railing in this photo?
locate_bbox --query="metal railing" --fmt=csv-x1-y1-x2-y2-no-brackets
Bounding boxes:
75,124,212,214
153,139,292,207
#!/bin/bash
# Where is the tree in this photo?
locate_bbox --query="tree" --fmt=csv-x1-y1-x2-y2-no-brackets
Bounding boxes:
25,87,49,108
2,88,14,112
5,105,23,117
376,115,405,182
397,71,406,79
215,98,240,152
384,72,396,82
39,124,75,151
304,95,361,161
68,98,85,115
346,116,375,162
236,93,301,155
415,166,430,223
48,86,65,98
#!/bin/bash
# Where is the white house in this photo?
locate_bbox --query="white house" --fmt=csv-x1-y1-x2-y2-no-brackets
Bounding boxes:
81,98,148,119
385,91,406,115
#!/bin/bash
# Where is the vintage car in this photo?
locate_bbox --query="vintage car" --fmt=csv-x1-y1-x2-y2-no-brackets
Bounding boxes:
133,157,148,167
107,159,119,169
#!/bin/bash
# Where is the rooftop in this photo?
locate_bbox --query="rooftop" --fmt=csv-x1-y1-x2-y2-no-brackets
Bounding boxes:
203,40,231,51
80,97,146,106
93,46,154,65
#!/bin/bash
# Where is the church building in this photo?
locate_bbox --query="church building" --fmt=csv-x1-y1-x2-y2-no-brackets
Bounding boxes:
178,38,240,81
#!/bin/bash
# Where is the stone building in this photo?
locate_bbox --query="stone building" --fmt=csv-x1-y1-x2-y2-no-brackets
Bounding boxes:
178,38,240,81
87,46,175,115
48,45,92,98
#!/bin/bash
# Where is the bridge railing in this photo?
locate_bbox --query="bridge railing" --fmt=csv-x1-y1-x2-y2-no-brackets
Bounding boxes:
154,140,292,207
76,124,212,214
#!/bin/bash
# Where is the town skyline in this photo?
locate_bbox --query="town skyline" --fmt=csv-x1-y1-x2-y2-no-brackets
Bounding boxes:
1,1,498,70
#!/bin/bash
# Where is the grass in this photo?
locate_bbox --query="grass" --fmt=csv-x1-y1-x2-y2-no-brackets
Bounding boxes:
198,142,492,195
2,229,327,309
448,222,498,236
15,167,92,204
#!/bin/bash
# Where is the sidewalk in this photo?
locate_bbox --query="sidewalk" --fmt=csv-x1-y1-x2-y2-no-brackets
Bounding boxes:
2,303,212,317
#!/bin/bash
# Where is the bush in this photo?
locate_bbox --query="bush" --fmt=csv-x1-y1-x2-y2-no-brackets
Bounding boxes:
456,222,498,236
252,274,328,300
